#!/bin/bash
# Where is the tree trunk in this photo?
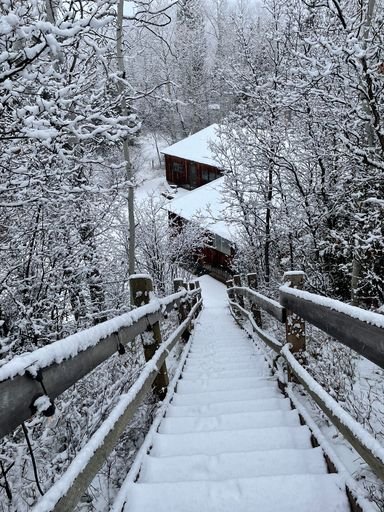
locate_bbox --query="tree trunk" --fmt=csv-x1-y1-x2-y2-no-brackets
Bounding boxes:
117,0,135,275
264,162,273,286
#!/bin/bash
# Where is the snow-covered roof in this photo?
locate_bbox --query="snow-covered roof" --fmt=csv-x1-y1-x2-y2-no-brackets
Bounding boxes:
161,124,221,168
166,177,238,242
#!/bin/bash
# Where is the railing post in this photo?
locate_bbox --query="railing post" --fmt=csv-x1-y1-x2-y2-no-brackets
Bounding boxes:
226,279,234,301
194,280,202,313
129,275,169,399
233,274,244,308
173,278,186,318
283,271,306,354
174,278,187,327
247,273,262,327
189,281,197,306
173,278,184,292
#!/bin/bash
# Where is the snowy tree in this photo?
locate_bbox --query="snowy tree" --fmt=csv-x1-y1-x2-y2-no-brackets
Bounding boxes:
136,194,205,294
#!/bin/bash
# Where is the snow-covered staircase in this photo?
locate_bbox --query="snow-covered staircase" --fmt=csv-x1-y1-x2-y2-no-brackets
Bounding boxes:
121,276,351,512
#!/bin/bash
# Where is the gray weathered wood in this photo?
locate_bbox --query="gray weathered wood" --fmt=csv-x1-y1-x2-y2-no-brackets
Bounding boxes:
173,278,184,293
283,271,306,353
0,292,188,440
247,273,262,327
174,278,186,325
280,290,384,369
0,312,159,440
48,299,203,512
287,360,384,482
232,287,286,323
226,279,234,301
228,300,281,353
189,281,198,306
53,366,158,512
233,275,244,308
130,275,169,398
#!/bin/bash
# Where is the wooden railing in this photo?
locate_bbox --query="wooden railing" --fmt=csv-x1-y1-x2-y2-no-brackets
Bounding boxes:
226,271,384,493
0,275,203,512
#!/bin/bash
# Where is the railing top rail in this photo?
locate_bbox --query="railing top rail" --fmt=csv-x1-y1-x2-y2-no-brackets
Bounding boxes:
0,289,189,385
280,285,384,370
227,271,384,484
32,298,203,512
0,284,200,440
282,344,384,482
229,285,286,323
228,298,282,353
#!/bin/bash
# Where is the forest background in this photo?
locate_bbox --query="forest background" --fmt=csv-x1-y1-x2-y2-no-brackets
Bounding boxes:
0,0,383,510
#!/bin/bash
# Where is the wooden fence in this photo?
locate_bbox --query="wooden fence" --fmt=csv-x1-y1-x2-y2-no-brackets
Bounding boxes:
226,271,384,492
0,275,203,511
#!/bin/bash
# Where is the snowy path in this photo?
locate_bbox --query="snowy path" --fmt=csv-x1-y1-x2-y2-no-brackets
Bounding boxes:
120,276,350,512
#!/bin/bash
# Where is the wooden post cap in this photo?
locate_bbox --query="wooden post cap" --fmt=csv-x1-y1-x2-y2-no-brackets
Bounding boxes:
233,275,242,286
129,274,153,307
283,271,305,288
173,278,184,292
247,273,257,288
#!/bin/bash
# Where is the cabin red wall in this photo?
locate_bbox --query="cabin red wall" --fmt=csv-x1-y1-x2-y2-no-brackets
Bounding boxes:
168,212,234,280
199,245,232,272
165,154,221,190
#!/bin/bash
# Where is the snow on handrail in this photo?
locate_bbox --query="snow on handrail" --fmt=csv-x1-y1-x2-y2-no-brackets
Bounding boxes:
227,276,384,483
32,298,203,512
280,285,384,329
229,285,286,323
0,289,190,383
280,285,384,369
287,385,378,512
0,286,199,440
282,344,384,482
228,299,281,353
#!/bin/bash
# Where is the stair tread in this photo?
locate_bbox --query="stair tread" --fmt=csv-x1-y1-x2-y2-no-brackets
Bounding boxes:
159,408,301,434
176,376,276,394
171,386,280,406
166,397,293,417
125,473,350,512
139,446,328,483
183,362,266,373
150,425,313,457
181,369,267,380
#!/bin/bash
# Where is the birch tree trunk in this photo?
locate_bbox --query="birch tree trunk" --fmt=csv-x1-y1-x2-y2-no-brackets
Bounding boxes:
117,0,135,275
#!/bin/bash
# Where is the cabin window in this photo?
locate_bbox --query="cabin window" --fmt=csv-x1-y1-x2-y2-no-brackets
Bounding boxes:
214,234,232,256
209,169,217,181
172,161,184,175
189,162,197,187
205,233,215,246
201,168,210,184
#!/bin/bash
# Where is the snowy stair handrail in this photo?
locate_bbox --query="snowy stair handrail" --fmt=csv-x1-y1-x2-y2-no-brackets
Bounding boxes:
33,292,203,512
279,285,384,369
226,271,384,486
0,276,202,440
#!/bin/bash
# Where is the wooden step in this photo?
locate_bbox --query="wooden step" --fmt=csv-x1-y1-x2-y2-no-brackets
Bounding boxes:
138,446,328,483
150,425,313,457
176,376,276,394
159,408,301,434
125,473,350,512
171,386,280,407
166,397,293,418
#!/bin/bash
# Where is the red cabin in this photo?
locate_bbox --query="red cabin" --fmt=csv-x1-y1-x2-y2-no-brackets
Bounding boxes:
162,125,222,190
166,177,236,282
